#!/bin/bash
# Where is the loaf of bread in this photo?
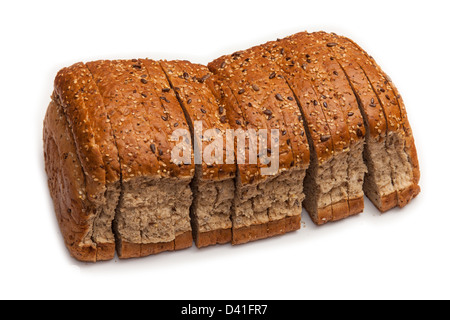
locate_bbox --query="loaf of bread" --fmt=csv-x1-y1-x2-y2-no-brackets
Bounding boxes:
44,31,420,262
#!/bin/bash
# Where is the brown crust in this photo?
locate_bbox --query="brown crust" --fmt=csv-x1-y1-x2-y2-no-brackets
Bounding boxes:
313,197,363,225
315,32,386,140
160,60,236,181
348,197,365,216
208,46,310,184
174,231,195,250
373,184,420,212
331,199,351,222
118,231,193,259
53,64,106,201
396,184,421,209
315,206,333,225
44,101,103,262
309,33,365,145
376,191,399,213
232,215,301,245
96,243,116,261
195,228,232,248
263,40,334,164
140,59,195,178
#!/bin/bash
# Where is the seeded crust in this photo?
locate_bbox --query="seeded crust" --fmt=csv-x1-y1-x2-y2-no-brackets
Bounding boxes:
323,33,420,209
159,60,236,181
53,64,106,202
160,60,236,248
210,52,294,184
208,47,310,181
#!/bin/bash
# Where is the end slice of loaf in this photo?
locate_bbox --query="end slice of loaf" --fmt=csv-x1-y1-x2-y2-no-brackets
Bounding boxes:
209,47,310,244
160,60,236,248
49,63,122,262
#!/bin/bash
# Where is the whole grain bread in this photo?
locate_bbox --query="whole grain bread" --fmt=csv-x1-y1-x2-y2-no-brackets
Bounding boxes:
44,30,420,262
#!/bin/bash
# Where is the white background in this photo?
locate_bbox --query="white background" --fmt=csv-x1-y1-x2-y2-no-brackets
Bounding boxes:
0,0,448,300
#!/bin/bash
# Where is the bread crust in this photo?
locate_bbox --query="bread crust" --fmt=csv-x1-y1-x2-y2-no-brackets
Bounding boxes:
44,101,102,262
53,65,106,202
195,229,232,248
348,197,365,216
140,59,195,178
232,215,301,245
314,32,387,140
208,47,310,181
311,196,363,225
118,231,193,259
377,191,399,212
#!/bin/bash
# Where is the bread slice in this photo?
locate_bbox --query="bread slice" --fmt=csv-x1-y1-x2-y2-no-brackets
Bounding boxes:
86,60,194,259
263,34,366,224
306,31,396,211
208,47,310,244
160,60,236,248
291,32,367,216
261,43,335,224
319,33,420,210
50,63,121,262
